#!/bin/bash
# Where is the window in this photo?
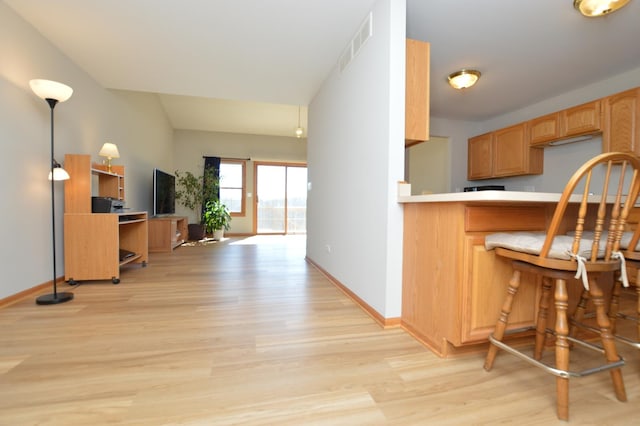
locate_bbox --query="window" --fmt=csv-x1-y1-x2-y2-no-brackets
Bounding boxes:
219,160,246,216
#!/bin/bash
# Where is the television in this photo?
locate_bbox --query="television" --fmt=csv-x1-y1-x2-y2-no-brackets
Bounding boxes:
153,168,176,216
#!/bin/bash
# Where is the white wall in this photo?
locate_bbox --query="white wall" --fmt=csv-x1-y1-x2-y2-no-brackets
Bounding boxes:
406,136,450,194
307,0,406,318
0,3,173,299
173,129,307,230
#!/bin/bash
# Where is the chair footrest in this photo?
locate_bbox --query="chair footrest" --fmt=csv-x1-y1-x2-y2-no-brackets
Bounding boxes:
571,318,640,349
489,326,625,379
582,311,638,324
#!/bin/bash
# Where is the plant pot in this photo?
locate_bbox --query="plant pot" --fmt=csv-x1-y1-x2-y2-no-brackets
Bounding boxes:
188,223,205,241
212,229,224,241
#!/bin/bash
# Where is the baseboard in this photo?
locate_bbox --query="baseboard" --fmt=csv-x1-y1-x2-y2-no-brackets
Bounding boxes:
0,279,61,308
305,256,401,329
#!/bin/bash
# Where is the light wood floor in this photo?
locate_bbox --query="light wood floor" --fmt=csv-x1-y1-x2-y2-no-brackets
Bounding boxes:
1,235,638,425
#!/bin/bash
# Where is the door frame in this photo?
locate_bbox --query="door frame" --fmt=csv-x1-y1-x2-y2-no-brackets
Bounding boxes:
253,161,307,234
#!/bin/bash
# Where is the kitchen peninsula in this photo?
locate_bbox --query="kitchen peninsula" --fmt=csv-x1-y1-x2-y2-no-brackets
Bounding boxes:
399,188,597,358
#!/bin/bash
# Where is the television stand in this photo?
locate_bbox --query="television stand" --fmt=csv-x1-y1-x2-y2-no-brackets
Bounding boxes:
148,216,188,252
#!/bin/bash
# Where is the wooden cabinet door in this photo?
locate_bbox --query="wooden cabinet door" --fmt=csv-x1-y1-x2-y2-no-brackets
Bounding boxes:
493,123,529,177
530,112,561,146
64,213,120,281
460,235,538,344
467,133,493,180
603,88,640,155
562,100,602,137
405,39,430,146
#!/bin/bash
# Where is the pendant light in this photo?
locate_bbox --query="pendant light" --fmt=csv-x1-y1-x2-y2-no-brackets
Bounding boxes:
295,106,304,138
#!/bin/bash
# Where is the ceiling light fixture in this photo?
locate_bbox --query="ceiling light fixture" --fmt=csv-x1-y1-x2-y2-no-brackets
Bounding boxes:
295,106,304,138
447,69,481,90
574,0,631,17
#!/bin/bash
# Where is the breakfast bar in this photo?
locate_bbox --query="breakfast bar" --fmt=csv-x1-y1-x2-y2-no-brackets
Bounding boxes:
398,189,605,357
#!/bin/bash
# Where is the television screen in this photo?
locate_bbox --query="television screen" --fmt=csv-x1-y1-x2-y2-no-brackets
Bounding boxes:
153,168,176,216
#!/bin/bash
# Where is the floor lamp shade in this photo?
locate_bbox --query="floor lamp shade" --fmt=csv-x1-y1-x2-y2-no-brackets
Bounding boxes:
29,79,73,103
30,79,74,305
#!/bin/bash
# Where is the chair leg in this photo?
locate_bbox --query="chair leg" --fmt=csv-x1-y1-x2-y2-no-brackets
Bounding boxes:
609,278,622,334
554,278,570,421
636,284,640,342
635,267,640,342
534,277,553,360
570,288,590,338
589,278,627,403
484,269,521,371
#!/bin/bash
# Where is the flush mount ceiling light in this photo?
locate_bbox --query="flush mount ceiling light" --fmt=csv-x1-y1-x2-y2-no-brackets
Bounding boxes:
574,0,631,17
447,69,481,90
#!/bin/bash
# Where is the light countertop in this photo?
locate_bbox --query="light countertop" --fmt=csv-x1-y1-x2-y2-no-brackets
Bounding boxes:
397,190,564,204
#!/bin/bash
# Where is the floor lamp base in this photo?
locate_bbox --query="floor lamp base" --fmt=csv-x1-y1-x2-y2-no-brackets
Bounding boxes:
36,292,74,305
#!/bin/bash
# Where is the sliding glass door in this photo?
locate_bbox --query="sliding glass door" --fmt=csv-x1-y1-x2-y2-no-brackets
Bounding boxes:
255,163,307,234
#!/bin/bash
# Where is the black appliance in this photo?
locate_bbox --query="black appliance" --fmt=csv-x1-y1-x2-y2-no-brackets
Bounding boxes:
92,196,125,213
463,185,505,192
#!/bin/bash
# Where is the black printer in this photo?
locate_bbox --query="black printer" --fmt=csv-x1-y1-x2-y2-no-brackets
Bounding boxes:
91,196,125,213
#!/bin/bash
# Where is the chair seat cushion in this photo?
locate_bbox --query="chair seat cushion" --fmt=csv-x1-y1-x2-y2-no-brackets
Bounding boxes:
485,231,604,260
568,230,639,251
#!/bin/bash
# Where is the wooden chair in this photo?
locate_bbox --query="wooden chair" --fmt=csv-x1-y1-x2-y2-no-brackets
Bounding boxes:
483,152,640,421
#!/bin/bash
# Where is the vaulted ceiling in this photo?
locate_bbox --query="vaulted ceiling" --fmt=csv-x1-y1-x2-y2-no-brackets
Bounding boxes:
6,0,640,137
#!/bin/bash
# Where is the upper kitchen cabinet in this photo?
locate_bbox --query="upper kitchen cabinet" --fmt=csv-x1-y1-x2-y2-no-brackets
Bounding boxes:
493,123,543,177
468,123,543,180
563,100,602,137
529,112,561,146
603,88,640,155
405,39,430,147
529,100,602,146
467,133,493,180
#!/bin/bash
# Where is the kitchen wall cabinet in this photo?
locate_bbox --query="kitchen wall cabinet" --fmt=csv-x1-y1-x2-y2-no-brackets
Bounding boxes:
466,87,639,181
405,39,430,147
529,100,601,147
529,112,561,146
602,88,640,155
494,123,543,177
563,100,601,137
467,123,543,180
467,133,493,179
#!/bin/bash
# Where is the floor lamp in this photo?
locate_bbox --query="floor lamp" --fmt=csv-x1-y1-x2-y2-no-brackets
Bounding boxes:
30,79,74,305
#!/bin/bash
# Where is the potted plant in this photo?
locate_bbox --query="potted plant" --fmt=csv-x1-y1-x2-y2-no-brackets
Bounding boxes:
175,166,219,240
203,199,232,240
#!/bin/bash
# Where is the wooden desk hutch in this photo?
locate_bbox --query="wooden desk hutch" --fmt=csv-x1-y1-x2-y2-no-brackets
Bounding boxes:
63,154,148,284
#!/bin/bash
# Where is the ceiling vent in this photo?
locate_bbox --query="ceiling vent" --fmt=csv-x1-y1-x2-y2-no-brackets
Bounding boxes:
340,12,373,72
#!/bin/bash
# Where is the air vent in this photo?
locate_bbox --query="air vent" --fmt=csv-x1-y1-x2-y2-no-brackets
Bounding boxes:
339,12,373,72
339,45,353,72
